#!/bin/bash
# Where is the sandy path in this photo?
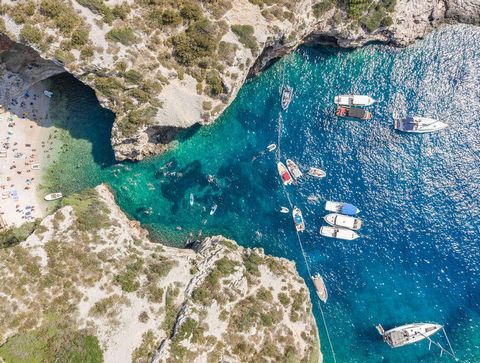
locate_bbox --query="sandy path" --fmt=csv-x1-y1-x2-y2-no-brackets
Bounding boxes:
0,81,55,228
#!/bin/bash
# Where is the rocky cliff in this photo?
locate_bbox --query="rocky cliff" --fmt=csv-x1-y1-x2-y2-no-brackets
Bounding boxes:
0,185,321,362
0,0,479,161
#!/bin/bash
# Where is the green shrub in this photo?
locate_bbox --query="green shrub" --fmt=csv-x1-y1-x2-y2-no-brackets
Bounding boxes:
40,0,82,34
20,25,43,45
107,27,137,46
71,27,90,47
115,259,143,292
94,76,124,97
76,0,114,23
173,19,218,66
313,0,335,18
60,189,110,231
0,221,39,249
9,0,36,24
206,71,224,96
361,5,386,32
180,2,203,21
231,24,258,53
123,69,143,84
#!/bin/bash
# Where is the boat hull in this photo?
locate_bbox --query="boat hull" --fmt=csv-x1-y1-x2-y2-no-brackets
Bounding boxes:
381,323,443,348
320,226,359,240
292,207,305,232
324,213,363,230
286,159,302,179
308,167,326,178
325,201,360,215
334,95,375,106
277,162,293,185
394,117,448,133
312,274,328,303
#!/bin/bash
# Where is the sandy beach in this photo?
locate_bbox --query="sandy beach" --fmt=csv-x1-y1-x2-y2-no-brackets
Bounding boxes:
0,81,56,229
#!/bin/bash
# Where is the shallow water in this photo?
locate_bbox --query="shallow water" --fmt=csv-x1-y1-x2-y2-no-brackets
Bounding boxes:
45,25,480,362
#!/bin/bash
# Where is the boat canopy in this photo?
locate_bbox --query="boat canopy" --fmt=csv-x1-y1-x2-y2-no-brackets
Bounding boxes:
295,215,303,223
341,204,357,215
348,108,368,119
402,117,417,130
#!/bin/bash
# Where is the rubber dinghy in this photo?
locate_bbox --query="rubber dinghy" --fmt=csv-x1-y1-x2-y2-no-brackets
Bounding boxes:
292,207,305,232
277,162,293,185
394,116,448,133
324,213,363,230
320,226,359,240
325,201,360,215
376,323,443,348
286,159,302,180
308,167,326,178
334,94,375,106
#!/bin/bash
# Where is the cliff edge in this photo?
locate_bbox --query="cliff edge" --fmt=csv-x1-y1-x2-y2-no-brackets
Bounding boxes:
0,185,321,362
0,0,479,160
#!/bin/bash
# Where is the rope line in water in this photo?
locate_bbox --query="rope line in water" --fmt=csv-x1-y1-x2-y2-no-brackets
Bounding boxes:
275,95,338,362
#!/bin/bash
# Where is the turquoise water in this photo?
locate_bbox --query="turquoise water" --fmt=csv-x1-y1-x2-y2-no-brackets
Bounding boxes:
46,25,480,362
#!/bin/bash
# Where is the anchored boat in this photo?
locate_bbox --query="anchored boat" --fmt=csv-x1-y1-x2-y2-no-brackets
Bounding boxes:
210,204,217,215
292,207,305,232
320,226,359,240
189,193,194,206
44,193,63,201
325,201,360,215
308,167,326,178
324,213,363,230
286,159,302,180
336,106,372,120
280,207,289,214
334,94,375,106
376,323,443,348
312,274,328,303
281,86,293,110
394,116,448,133
277,162,293,185
267,143,277,152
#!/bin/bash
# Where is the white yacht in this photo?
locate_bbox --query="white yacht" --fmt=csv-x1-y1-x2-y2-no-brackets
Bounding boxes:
324,213,363,230
312,274,328,303
394,116,448,133
376,323,443,348
292,207,305,232
320,226,359,240
325,201,360,215
281,86,293,110
334,94,375,106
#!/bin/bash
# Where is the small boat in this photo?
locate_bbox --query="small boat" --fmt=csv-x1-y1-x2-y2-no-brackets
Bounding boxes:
312,274,328,303
209,204,217,215
277,162,293,185
324,213,363,230
394,116,448,133
325,201,360,215
267,143,277,152
336,106,372,120
281,86,293,110
307,194,319,203
44,193,63,201
31,163,40,170
376,323,443,348
280,207,289,214
320,226,359,240
286,159,302,180
308,167,326,178
189,193,194,206
43,90,53,98
292,207,305,232
334,94,375,106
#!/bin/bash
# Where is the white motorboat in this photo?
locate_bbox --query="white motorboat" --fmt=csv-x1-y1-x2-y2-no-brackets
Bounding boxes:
31,163,40,170
209,204,218,215
394,116,448,133
320,226,359,240
292,207,305,232
280,207,289,214
286,159,302,180
277,162,293,185
281,86,293,110
189,193,194,206
324,213,363,230
334,94,375,106
312,274,328,303
308,167,326,178
325,201,360,215
267,143,277,152
376,323,443,348
43,90,53,98
44,193,63,201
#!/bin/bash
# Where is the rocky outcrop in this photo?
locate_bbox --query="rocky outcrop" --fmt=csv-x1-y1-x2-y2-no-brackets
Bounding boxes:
0,0,479,161
0,185,320,362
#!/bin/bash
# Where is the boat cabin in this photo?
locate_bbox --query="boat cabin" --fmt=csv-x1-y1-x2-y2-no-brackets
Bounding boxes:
336,106,371,120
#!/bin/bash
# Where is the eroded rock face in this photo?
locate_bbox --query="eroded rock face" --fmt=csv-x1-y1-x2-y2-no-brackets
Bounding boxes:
0,185,321,362
0,0,479,161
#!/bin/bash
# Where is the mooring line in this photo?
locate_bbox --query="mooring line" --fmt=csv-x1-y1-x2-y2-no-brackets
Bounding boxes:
275,82,337,362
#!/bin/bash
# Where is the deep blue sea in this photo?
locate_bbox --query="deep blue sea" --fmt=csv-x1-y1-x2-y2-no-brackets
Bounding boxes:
44,25,480,362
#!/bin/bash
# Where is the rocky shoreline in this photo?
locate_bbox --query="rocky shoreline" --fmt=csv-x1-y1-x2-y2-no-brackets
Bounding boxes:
0,1,479,162
0,185,321,362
